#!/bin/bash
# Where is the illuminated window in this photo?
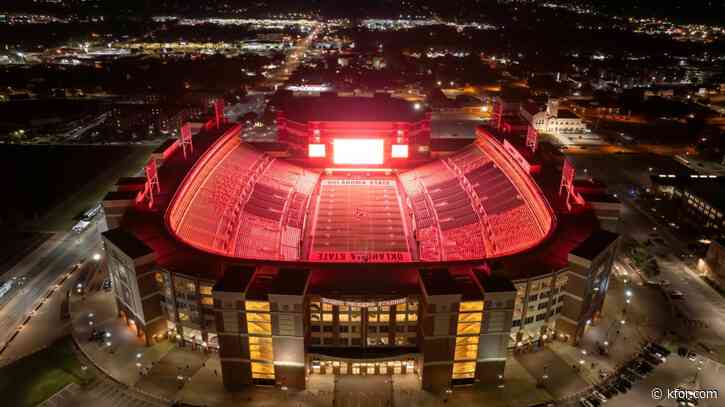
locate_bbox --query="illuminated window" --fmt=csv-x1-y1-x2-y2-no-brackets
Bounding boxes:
351,307,361,322
396,313,406,322
460,301,483,312
247,312,271,335
201,297,213,306
454,336,479,361
246,301,270,312
249,336,274,361
456,321,480,335
247,312,270,322
251,362,275,380
379,313,389,323
452,361,476,379
458,312,481,323
178,312,189,321
407,312,417,322
323,313,333,322
199,285,212,296
322,303,333,311
339,312,349,322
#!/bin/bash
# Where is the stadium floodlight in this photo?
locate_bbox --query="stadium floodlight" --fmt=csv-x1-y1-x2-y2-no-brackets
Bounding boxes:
391,144,409,158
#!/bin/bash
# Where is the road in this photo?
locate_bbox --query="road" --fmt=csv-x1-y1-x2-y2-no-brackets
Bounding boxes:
261,23,321,89
558,150,725,406
67,112,111,141
0,222,102,361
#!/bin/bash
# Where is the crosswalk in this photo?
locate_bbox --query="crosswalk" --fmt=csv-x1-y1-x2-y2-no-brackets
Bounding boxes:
78,379,168,407
42,378,169,407
40,383,81,407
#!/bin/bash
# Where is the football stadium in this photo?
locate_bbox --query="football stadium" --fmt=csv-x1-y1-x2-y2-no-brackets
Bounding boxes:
100,93,620,391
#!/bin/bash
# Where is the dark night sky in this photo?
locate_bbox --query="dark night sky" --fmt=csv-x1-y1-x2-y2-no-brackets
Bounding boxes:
1,0,723,24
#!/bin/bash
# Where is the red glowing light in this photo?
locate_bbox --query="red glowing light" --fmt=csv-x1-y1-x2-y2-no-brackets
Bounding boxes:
309,143,326,158
391,144,409,158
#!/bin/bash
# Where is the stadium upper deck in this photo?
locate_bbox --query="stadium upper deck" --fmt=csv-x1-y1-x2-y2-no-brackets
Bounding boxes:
165,125,554,263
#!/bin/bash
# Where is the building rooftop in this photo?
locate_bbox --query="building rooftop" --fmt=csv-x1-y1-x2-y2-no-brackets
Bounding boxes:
279,94,428,123
418,268,483,300
270,268,310,296
115,177,147,186
556,109,580,119
685,179,725,212
579,192,621,204
213,265,256,293
102,228,154,259
570,229,619,261
476,272,516,293
307,266,419,297
103,190,138,201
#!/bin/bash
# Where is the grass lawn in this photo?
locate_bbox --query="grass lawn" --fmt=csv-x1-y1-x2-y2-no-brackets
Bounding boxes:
0,337,95,407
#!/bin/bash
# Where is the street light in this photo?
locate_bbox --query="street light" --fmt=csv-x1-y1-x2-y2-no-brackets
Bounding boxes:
92,253,101,261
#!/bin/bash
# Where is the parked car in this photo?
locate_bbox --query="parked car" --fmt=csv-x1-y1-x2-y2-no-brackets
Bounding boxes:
605,384,619,396
619,374,635,386
644,346,667,361
591,390,608,403
678,397,698,406
626,367,646,379
668,290,685,299
649,342,671,356
641,353,663,365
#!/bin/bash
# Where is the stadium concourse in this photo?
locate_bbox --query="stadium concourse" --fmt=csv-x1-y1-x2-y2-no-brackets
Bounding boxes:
98,94,621,392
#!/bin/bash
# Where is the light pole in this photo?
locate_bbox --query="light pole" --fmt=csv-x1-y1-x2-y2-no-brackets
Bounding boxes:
538,365,549,388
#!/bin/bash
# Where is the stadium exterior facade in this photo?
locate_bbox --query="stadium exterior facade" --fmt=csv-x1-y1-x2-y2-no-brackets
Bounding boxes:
100,95,620,391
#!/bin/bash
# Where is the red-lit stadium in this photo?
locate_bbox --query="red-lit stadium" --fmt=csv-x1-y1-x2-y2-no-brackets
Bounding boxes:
101,94,620,391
